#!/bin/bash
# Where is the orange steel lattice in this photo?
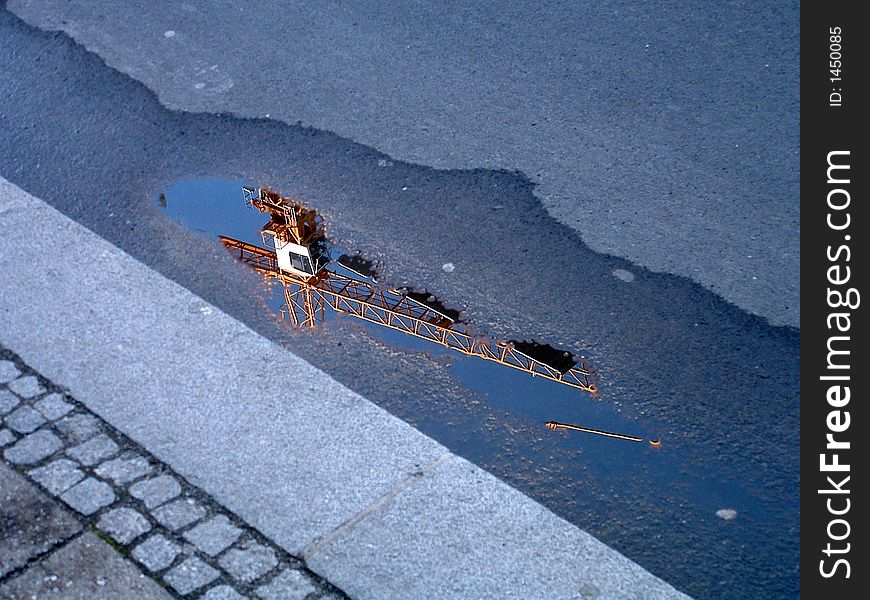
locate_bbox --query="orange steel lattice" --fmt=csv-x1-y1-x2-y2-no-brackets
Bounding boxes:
220,236,597,394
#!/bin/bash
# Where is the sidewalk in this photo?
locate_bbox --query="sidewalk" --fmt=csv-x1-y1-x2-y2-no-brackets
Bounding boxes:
1,349,344,599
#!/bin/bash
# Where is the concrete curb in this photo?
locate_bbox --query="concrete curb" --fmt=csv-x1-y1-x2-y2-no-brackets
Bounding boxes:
0,177,689,599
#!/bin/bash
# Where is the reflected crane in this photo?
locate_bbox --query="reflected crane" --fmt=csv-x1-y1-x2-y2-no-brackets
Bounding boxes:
220,187,597,394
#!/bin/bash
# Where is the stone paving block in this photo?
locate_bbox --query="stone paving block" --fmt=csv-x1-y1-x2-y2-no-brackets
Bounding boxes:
203,584,249,600
0,463,82,578
97,507,152,544
7,375,45,398
4,405,46,433
133,533,181,573
219,542,278,583
28,458,85,495
184,515,242,557
152,496,206,530
0,428,16,447
130,474,182,508
256,568,316,600
54,412,101,443
0,360,21,384
95,454,153,485
164,556,220,595
0,389,20,414
34,393,74,420
4,429,63,465
0,532,172,599
60,477,116,515
67,433,119,466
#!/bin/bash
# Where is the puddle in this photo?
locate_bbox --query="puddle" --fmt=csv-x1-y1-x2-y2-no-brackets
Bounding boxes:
158,179,666,453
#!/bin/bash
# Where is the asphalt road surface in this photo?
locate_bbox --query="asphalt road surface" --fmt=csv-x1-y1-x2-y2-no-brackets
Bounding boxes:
0,5,799,599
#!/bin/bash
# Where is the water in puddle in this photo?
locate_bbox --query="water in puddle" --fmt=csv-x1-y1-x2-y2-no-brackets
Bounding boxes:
158,178,657,449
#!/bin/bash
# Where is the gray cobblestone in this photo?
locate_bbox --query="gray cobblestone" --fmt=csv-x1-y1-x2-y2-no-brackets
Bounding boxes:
133,533,182,573
33,393,74,420
95,454,153,485
256,569,316,600
97,507,152,544
203,585,249,600
60,477,115,515
27,458,85,495
164,557,220,595
183,515,242,557
4,405,46,433
66,433,119,466
0,389,20,414
130,474,182,509
152,497,206,531
0,428,16,447
219,542,278,584
0,360,21,384
7,375,45,399
54,412,101,443
4,429,63,465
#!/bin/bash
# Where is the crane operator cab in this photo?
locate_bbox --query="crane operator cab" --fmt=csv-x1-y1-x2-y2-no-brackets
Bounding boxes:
274,236,329,278
244,187,330,280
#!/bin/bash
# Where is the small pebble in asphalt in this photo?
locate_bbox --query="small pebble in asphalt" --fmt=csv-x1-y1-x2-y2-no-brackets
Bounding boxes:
716,508,737,521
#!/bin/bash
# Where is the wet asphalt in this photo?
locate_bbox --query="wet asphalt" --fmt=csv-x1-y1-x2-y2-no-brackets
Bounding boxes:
0,10,799,598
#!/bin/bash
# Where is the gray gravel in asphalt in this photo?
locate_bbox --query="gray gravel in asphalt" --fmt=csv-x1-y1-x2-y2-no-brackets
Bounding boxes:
7,0,800,327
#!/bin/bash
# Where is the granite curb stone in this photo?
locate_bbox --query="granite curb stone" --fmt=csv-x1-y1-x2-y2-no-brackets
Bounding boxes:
55,412,101,444
95,453,153,485
4,429,63,465
132,533,181,572
4,405,45,433
7,375,45,398
184,515,243,557
67,433,120,466
28,458,85,495
97,506,153,544
60,476,116,515
203,585,250,600
256,568,316,600
0,360,21,384
33,393,75,420
219,541,279,583
164,556,220,595
130,474,182,509
0,428,16,447
152,497,207,531
0,390,20,414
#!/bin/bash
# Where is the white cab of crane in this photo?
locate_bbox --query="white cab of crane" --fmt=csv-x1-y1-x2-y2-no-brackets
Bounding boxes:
274,237,329,278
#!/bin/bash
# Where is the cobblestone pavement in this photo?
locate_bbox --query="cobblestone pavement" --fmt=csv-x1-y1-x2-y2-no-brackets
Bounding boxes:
1,347,348,599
